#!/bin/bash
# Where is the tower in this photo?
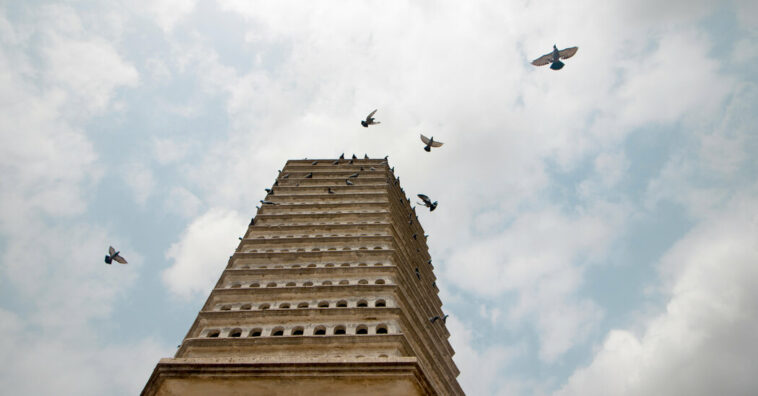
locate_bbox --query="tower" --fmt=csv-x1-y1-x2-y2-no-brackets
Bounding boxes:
142,158,463,395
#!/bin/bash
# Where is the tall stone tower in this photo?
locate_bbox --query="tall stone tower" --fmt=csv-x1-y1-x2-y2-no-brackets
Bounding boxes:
142,158,463,395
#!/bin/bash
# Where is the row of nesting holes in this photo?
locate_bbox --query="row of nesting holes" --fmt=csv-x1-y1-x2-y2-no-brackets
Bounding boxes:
216,299,387,311
245,246,387,253
205,324,390,338
254,233,384,238
257,221,384,226
236,262,387,269
227,279,388,288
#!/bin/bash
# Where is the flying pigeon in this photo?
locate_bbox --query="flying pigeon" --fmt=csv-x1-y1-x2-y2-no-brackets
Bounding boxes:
430,314,449,324
361,109,380,127
104,246,127,264
305,173,313,178
417,194,438,211
420,134,444,152
260,200,277,205
531,44,579,70
346,179,354,185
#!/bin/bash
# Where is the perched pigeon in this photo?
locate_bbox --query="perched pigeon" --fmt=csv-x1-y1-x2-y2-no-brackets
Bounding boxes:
348,173,359,178
384,155,388,160
311,161,318,165
348,159,354,165
104,246,127,265
249,217,255,226
413,233,418,240
238,237,243,240
273,180,278,186
427,259,432,265
305,172,313,178
420,134,444,152
339,153,345,160
327,187,335,194
432,282,437,288
430,314,449,324
364,154,369,159
417,194,438,211
282,173,289,179
332,159,340,165
352,154,357,160
265,188,273,194
391,166,394,172
531,44,579,70
255,205,260,210
361,109,380,127
260,200,277,205
370,167,376,171
415,267,421,280
345,179,354,185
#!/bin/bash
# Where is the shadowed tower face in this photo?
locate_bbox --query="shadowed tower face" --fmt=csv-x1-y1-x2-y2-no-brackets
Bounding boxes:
142,158,463,396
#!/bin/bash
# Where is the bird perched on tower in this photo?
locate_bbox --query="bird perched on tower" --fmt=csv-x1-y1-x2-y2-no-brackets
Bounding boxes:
531,44,579,70
361,109,380,127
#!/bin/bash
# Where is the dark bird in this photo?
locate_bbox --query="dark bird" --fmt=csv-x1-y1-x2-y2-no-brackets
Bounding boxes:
432,282,437,288
415,267,421,280
430,314,449,324
361,109,380,127
427,259,432,265
265,188,273,194
364,154,369,159
260,200,277,205
238,237,243,240
104,246,127,265
327,187,335,194
346,179,354,185
273,180,278,186
417,194,438,211
413,233,417,240
348,159,354,165
531,44,579,70
332,159,340,165
390,167,394,172
282,173,289,179
348,173,359,178
384,155,388,160
249,217,255,226
311,161,318,165
352,154,357,160
305,173,313,178
420,134,444,152
339,153,345,160
394,178,399,185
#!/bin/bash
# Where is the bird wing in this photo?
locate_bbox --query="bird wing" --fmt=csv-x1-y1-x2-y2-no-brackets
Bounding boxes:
559,46,578,59
113,254,128,264
109,246,116,256
430,140,444,147
531,52,553,66
417,194,431,205
366,109,377,119
420,134,432,145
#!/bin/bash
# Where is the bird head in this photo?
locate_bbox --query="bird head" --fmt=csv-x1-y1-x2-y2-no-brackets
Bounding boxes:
553,44,558,50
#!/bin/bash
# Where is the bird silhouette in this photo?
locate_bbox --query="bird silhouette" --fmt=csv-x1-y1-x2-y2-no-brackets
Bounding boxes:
346,179,354,185
104,246,127,264
361,109,380,127
265,188,273,195
420,134,444,152
339,153,345,160
332,159,340,165
352,154,357,160
348,173,358,178
532,44,579,70
364,154,369,159
305,173,313,178
327,187,335,194
417,194,438,211
430,314,449,324
415,267,421,280
260,200,277,205
249,217,255,226
311,161,318,165
238,237,243,240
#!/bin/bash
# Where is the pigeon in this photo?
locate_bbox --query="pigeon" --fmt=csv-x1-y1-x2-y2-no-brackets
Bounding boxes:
346,179,354,185
260,200,277,205
432,282,437,288
348,159,354,165
327,187,335,194
238,237,243,240
339,153,345,160
352,154,357,160
413,233,417,240
249,217,255,226
430,314,449,324
305,173,313,178
531,44,579,70
370,167,376,171
427,259,432,265
348,173,359,178
332,159,340,165
364,154,369,159
394,178,399,185
273,180,278,186
256,205,260,210
311,161,318,165
104,246,127,264
415,267,421,279
417,194,438,211
384,155,388,160
282,173,289,179
420,134,444,152
361,109,380,127
391,167,394,172
265,188,273,194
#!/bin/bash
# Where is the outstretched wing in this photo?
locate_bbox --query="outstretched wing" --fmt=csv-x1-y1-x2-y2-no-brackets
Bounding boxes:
113,254,128,264
430,140,444,147
559,46,578,59
366,109,377,119
531,52,553,66
109,246,116,256
420,134,432,145
417,194,431,205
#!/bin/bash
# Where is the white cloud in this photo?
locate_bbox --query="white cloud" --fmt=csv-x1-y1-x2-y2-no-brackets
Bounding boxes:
164,186,202,218
142,0,197,32
122,162,156,205
152,137,190,165
555,191,758,396
162,207,247,299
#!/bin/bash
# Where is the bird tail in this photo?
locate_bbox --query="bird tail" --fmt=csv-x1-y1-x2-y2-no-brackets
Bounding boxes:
424,145,431,152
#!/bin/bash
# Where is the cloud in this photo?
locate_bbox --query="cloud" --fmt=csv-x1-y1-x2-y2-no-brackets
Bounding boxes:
555,191,758,396
122,162,156,205
164,186,203,218
162,207,247,299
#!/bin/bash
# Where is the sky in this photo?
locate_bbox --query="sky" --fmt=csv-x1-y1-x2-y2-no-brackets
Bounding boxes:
1,1,757,394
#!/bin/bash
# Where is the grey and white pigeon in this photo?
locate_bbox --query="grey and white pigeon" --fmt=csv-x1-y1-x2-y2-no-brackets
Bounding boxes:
417,194,438,211
532,44,579,70
430,314,449,324
420,134,444,152
282,173,289,179
345,179,354,185
361,109,380,127
348,173,359,178
104,246,127,264
311,161,318,165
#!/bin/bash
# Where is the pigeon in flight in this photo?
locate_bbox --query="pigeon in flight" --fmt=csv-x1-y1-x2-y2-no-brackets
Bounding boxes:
104,246,127,264
429,315,449,324
345,179,354,185
260,200,277,205
417,194,438,211
420,134,444,152
361,109,380,127
305,173,313,178
531,44,579,70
